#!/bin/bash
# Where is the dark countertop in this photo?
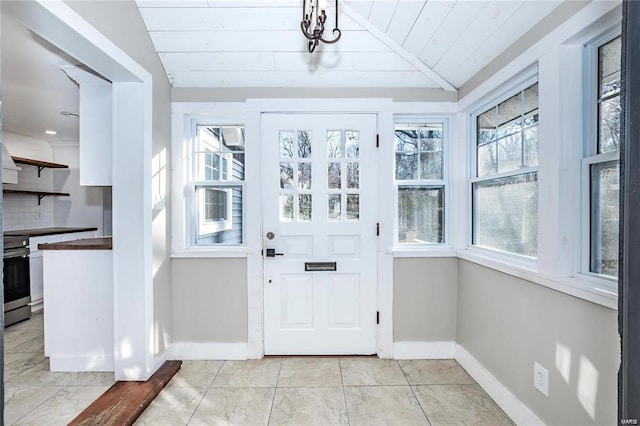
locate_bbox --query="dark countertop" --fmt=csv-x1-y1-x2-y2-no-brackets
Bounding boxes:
4,227,98,238
39,236,112,251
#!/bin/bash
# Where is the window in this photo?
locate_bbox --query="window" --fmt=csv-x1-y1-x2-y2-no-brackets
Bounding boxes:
394,121,446,245
584,34,621,278
193,125,245,245
472,82,539,257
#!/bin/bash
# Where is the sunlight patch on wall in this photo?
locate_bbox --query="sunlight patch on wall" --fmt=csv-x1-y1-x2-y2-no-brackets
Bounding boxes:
555,342,572,384
577,355,599,420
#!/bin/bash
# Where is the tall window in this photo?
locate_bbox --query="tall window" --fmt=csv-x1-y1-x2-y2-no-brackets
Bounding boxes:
585,35,621,278
194,125,245,245
472,82,539,257
394,121,446,245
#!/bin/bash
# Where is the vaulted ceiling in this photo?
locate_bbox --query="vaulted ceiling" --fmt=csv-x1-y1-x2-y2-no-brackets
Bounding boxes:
136,0,562,91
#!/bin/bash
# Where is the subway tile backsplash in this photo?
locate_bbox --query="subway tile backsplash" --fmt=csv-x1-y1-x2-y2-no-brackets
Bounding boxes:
3,164,55,231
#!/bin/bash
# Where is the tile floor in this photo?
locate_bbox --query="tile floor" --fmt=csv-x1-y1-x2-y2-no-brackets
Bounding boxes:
4,313,514,425
3,312,115,425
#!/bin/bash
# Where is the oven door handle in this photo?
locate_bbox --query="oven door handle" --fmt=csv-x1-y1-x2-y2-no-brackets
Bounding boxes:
3,248,30,258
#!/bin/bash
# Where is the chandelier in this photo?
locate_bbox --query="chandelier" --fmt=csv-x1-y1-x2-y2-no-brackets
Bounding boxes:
300,0,341,53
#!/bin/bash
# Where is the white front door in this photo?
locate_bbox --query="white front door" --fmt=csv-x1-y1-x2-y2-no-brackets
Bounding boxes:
262,113,378,355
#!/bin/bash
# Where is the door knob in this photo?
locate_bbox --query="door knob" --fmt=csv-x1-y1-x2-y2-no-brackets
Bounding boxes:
266,248,284,257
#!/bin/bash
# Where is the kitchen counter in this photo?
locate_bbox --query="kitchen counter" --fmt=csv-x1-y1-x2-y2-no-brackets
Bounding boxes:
4,227,98,238
39,236,112,250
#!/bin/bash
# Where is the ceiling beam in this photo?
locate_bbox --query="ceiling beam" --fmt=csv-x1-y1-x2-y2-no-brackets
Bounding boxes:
341,0,457,92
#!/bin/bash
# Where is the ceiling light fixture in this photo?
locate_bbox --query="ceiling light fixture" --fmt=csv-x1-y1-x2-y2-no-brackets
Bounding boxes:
60,111,79,119
301,0,341,53
45,130,57,135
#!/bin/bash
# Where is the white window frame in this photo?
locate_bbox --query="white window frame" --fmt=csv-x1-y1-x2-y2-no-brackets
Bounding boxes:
468,69,539,265
188,119,247,248
579,27,621,287
392,116,451,251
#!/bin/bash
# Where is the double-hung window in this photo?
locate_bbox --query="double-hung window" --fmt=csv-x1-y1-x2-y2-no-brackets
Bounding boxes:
471,81,539,258
193,124,245,245
394,121,447,245
583,34,621,279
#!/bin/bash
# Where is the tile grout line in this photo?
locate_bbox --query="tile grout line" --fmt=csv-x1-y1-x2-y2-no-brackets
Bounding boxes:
184,360,226,425
9,386,67,425
266,358,283,426
398,360,433,426
338,358,351,426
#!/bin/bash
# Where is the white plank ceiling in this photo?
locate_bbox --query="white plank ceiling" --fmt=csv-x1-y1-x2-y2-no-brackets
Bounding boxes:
136,0,562,91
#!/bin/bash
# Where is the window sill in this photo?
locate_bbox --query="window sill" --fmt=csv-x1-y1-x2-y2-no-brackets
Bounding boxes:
456,249,617,310
172,247,252,258
387,246,456,258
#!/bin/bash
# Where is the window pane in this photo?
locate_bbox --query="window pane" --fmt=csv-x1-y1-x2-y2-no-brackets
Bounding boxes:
346,194,360,221
497,133,523,173
298,131,312,158
395,153,418,180
497,92,522,137
420,152,442,179
327,130,342,158
524,127,539,167
280,163,294,189
473,173,538,257
196,186,242,245
477,108,497,145
477,142,497,177
298,163,312,189
591,161,619,277
299,194,312,222
328,194,341,221
599,36,621,98
328,162,341,189
280,131,294,158
279,194,294,222
398,186,444,244
395,129,418,152
345,130,359,158
346,163,359,189
598,95,621,153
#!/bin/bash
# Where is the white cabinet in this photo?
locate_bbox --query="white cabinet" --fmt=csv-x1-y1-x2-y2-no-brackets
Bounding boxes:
29,231,97,311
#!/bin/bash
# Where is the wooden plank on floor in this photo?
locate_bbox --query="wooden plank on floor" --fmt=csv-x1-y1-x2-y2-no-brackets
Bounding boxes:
69,360,182,426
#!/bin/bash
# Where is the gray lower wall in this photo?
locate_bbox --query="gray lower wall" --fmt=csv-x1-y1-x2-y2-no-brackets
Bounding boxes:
457,260,618,426
394,257,457,342
172,258,248,343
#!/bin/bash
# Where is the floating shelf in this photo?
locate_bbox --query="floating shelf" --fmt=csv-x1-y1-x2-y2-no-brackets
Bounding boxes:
11,156,69,177
3,189,70,205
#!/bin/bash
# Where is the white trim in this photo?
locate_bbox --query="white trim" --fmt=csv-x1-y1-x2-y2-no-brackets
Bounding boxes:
457,249,617,310
171,248,250,258
387,248,456,258
393,341,455,359
455,345,545,426
172,342,248,360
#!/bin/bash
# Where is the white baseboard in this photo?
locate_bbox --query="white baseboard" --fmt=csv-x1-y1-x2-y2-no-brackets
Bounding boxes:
393,341,455,359
172,342,248,360
29,299,43,312
455,344,544,426
50,355,114,372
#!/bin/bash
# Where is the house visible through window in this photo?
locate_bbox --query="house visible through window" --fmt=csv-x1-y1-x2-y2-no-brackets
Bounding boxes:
394,122,446,245
194,125,245,245
586,35,621,278
472,82,539,257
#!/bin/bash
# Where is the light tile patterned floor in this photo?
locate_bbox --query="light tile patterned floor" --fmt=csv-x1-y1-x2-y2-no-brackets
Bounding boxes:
4,313,514,425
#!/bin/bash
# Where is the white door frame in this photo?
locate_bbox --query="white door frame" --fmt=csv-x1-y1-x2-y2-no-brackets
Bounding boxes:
245,99,395,359
9,0,158,380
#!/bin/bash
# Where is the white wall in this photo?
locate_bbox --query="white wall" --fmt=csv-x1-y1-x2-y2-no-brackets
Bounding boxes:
52,143,104,232
2,131,55,231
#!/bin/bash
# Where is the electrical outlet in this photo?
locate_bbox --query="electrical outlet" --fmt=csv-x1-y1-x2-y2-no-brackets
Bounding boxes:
534,362,549,397
35,209,43,220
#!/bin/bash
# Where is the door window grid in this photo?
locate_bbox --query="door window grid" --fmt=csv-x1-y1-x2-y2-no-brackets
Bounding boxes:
279,130,313,222
327,130,360,221
394,122,446,244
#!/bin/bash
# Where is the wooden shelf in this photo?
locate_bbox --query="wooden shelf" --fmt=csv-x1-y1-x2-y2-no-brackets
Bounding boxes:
11,156,68,177
3,189,70,205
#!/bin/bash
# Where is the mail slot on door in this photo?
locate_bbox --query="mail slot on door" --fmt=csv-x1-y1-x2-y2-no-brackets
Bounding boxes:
304,262,337,272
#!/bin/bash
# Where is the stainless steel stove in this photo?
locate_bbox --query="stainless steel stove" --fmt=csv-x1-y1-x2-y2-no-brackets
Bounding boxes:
3,235,31,326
